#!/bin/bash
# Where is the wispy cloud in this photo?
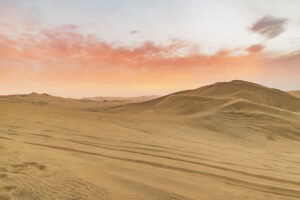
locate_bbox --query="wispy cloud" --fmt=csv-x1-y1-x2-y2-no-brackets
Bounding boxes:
246,44,264,53
0,8,299,96
130,30,140,34
250,16,287,39
0,21,262,85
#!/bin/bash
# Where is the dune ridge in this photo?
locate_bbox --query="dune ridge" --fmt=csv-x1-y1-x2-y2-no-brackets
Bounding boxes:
108,80,300,114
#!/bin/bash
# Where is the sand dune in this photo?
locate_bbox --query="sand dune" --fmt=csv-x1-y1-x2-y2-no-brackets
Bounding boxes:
82,95,160,103
1,80,300,199
289,90,300,98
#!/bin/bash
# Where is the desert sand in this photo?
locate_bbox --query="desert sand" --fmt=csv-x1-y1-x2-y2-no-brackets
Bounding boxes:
0,80,300,200
82,95,160,103
289,90,300,98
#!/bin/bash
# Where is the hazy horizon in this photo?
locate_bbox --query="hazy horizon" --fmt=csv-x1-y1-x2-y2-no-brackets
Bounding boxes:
0,79,299,99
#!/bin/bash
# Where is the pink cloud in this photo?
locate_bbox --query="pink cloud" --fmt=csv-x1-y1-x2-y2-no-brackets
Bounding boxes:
0,10,299,96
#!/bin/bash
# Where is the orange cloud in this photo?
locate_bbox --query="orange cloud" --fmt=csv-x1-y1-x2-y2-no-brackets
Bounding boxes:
246,44,264,53
0,12,299,97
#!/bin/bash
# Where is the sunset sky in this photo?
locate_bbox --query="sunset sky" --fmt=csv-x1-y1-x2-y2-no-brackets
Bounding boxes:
0,0,299,97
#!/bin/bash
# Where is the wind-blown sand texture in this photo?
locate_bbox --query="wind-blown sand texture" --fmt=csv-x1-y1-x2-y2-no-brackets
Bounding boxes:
1,80,300,200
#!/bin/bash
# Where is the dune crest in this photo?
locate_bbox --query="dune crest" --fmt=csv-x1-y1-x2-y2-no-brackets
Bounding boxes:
109,80,300,113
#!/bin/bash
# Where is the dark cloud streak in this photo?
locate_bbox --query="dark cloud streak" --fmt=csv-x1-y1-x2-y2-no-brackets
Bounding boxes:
250,16,287,39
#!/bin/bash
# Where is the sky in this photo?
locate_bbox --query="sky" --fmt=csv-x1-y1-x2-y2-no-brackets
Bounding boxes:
0,0,299,97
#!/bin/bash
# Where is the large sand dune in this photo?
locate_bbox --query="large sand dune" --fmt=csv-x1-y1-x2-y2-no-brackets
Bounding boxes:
1,80,300,199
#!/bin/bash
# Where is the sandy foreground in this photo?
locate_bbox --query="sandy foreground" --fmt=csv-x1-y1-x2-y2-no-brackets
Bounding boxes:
0,80,300,200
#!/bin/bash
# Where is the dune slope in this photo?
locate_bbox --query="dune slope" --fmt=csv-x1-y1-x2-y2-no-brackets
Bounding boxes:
289,90,300,98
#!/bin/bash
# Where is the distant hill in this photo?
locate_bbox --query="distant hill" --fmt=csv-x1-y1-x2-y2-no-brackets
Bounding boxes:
0,92,160,112
82,95,160,103
0,92,81,107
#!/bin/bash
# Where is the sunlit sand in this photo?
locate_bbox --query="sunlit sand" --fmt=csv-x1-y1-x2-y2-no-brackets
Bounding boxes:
1,80,300,199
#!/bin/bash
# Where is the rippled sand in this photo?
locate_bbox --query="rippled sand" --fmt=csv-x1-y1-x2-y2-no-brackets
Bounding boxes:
1,80,300,200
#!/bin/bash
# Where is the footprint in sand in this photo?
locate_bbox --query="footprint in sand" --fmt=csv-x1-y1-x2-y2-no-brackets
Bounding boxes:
0,174,7,179
0,186,16,193
0,194,11,200
10,162,47,173
0,167,7,173
0,186,17,200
